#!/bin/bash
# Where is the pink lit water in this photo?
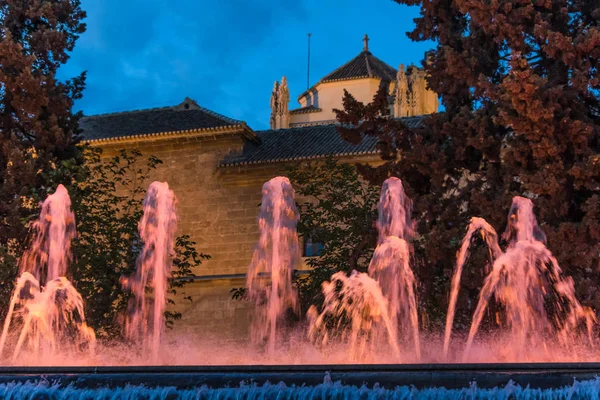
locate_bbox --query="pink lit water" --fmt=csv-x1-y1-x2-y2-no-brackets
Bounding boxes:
308,178,420,362
0,180,597,366
0,185,95,362
444,196,595,362
121,181,178,363
372,178,420,358
246,177,299,355
443,217,502,359
376,177,414,243
308,270,401,361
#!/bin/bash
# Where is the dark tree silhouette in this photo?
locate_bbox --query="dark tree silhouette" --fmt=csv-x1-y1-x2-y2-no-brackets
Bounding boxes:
335,0,600,327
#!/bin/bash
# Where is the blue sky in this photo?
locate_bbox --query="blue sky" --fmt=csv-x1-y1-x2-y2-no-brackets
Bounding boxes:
60,0,433,130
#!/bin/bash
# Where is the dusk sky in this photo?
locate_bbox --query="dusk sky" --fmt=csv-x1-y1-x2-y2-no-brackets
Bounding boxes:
60,0,434,130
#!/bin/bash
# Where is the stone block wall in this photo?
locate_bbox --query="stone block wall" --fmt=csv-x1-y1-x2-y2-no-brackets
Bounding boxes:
97,132,279,277
94,132,381,340
167,277,251,342
94,132,285,339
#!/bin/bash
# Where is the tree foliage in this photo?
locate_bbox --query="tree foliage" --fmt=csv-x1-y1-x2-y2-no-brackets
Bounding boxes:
286,158,380,313
0,0,87,251
0,0,87,326
334,0,600,328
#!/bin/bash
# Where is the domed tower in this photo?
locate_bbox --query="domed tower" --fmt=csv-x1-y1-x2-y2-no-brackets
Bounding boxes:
269,34,439,129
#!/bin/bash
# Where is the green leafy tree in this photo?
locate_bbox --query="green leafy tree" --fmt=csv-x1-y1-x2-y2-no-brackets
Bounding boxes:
230,159,380,318
286,158,380,313
334,0,600,328
70,148,209,338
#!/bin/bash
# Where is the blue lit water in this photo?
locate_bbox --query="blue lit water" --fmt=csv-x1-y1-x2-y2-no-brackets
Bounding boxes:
2,376,600,400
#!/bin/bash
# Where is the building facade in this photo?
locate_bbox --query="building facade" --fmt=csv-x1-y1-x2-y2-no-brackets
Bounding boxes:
80,36,436,340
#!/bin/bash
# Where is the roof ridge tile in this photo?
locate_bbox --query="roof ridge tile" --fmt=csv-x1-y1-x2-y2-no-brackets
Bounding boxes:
81,105,173,120
364,52,373,78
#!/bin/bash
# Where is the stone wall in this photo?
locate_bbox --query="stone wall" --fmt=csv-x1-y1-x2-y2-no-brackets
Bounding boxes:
167,276,251,341
97,131,269,277
94,131,284,339
293,78,384,124
94,132,380,340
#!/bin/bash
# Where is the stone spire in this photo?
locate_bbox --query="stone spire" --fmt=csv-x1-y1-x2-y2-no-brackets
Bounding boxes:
278,76,290,129
408,66,419,116
269,77,290,130
363,34,370,52
394,64,408,117
393,64,439,117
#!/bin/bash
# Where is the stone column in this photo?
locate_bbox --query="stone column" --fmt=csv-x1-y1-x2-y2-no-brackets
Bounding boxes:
394,64,409,118
269,81,279,129
278,76,290,129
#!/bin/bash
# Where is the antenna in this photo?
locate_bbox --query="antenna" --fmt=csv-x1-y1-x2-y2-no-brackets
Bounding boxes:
307,33,312,90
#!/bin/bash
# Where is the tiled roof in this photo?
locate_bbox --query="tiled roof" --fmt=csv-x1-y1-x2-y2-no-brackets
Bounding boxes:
289,105,322,115
322,51,397,83
220,116,425,167
298,51,398,101
80,98,245,142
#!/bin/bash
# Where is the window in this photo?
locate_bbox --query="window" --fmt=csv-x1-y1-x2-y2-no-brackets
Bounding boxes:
303,236,324,257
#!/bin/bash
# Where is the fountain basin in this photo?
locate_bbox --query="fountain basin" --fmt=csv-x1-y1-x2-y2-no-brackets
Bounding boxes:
0,363,599,389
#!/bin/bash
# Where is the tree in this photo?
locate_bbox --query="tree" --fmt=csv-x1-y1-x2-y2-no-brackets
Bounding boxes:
334,0,600,328
0,2,208,339
0,0,87,268
286,158,380,314
230,159,381,317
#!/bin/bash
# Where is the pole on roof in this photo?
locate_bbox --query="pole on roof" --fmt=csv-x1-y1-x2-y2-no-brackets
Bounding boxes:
307,33,312,90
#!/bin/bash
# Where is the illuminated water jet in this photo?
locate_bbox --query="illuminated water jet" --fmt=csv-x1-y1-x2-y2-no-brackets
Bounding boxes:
443,217,502,359
309,178,420,362
373,178,420,359
0,185,95,362
19,184,76,283
377,177,413,243
307,271,401,361
368,236,420,360
121,181,178,363
445,196,595,361
246,177,299,355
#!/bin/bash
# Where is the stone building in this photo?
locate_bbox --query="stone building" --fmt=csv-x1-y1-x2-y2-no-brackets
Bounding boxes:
80,36,437,340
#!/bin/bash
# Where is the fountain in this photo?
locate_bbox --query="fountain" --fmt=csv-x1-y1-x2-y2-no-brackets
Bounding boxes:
445,196,595,361
0,185,95,362
18,184,76,283
0,178,597,397
308,177,420,361
373,178,420,358
376,177,414,243
307,270,401,361
121,181,178,363
246,177,299,355
443,217,502,359
368,236,420,359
